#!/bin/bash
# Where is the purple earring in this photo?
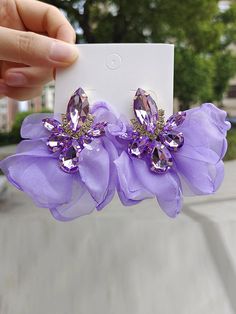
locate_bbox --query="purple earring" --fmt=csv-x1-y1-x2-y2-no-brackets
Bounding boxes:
125,88,185,173
42,88,107,174
0,84,231,220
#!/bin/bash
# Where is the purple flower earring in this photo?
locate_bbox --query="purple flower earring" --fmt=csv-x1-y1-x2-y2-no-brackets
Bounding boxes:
0,85,231,221
42,88,107,174
124,88,186,173
110,88,230,217
0,88,118,221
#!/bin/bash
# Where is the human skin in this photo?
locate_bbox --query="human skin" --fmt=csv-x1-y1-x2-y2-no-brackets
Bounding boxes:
0,0,79,100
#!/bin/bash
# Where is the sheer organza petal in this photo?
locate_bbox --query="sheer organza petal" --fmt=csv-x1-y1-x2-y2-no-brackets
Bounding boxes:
114,151,153,205
209,160,225,192
79,140,110,205
96,137,119,210
50,177,97,221
172,103,230,195
92,102,129,138
132,158,182,217
1,101,229,221
0,139,54,190
21,113,61,140
174,143,220,164
15,139,53,156
91,102,118,125
175,103,230,160
0,153,75,208
0,138,99,221
172,144,224,195
173,154,217,195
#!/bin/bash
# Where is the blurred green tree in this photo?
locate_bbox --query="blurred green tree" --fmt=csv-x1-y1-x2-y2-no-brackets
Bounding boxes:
44,0,236,109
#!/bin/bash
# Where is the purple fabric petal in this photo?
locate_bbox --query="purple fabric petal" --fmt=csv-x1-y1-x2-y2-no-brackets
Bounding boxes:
15,139,52,156
201,103,230,158
114,151,153,205
91,102,129,156
0,139,53,190
173,154,217,195
1,105,119,220
96,137,119,210
172,103,230,195
173,143,220,164
0,140,96,218
91,102,118,125
92,102,129,137
132,158,182,217
50,179,97,221
172,142,221,195
79,140,110,205
176,103,230,160
21,113,62,140
107,118,127,136
0,156,73,208
210,160,225,192
1,100,229,221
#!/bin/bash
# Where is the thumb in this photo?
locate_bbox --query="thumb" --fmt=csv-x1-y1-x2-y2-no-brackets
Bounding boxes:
0,26,79,67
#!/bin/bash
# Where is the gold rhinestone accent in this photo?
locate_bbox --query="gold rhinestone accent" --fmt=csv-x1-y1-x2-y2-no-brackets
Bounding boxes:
130,109,165,140
61,113,95,138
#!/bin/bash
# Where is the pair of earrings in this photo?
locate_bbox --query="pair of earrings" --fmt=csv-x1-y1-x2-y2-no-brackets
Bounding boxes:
42,87,186,175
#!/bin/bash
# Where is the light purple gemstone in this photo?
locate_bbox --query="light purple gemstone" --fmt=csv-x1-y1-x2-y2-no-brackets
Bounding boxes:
160,131,184,151
42,118,62,133
80,135,93,150
128,136,152,158
91,129,103,137
133,88,158,130
150,142,173,173
66,87,89,131
89,122,107,137
47,134,69,153
119,128,139,140
71,139,83,152
119,133,130,140
165,111,186,130
59,145,80,173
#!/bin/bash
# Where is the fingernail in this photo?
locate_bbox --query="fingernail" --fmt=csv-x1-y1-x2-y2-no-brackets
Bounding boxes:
49,41,78,64
5,72,27,87
0,83,7,95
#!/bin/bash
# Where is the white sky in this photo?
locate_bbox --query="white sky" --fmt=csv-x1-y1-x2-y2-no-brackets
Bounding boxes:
219,1,230,12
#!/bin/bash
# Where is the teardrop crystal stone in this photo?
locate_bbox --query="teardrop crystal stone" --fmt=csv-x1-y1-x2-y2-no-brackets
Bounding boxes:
59,144,80,173
133,88,158,130
66,87,89,132
88,121,107,137
128,136,151,158
160,131,184,151
47,134,69,153
150,142,173,173
42,118,62,133
80,135,93,150
165,111,186,130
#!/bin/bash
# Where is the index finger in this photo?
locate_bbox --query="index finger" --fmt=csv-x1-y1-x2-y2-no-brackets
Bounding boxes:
15,0,76,43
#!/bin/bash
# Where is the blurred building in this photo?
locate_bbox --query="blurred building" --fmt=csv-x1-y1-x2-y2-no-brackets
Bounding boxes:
224,77,236,116
0,82,54,132
0,99,8,132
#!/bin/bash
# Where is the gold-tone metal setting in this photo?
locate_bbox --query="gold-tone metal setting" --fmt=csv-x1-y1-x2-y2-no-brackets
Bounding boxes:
61,113,95,138
130,108,165,140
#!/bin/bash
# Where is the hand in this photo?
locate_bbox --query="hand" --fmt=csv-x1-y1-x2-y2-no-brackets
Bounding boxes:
0,0,78,100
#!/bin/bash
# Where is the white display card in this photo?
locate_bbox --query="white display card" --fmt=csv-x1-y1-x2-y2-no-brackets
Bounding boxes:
55,44,174,118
